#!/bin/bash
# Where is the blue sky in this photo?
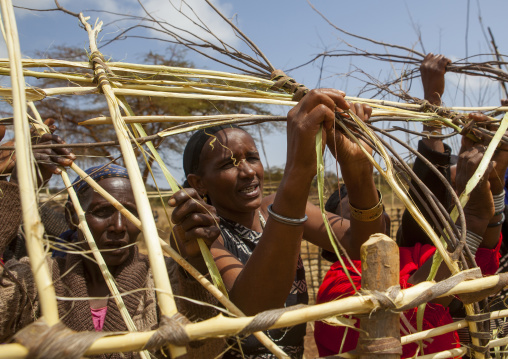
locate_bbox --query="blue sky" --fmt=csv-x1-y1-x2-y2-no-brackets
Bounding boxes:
5,0,508,185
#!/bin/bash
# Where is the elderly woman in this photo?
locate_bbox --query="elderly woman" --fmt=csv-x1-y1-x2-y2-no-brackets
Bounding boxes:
170,89,385,358
1,151,220,356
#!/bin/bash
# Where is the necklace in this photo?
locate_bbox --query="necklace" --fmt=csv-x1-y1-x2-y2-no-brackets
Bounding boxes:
258,209,266,229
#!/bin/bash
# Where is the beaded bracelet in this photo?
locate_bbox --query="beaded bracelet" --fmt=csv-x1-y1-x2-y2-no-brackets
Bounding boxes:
349,190,383,222
267,204,308,226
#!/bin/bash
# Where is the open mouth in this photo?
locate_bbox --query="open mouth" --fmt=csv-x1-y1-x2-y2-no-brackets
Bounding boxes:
239,184,260,197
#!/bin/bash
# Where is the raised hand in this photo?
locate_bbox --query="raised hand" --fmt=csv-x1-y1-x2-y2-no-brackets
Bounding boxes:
326,101,373,180
169,188,221,261
285,88,350,181
421,53,451,105
10,119,75,185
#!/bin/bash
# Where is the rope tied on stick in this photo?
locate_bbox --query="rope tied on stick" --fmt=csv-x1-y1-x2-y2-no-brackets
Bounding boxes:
418,99,469,127
237,304,307,337
464,313,491,356
143,313,192,350
270,70,309,101
459,272,508,304
360,285,400,311
90,51,113,90
356,337,403,355
397,268,482,312
13,319,106,359
357,268,507,313
465,313,491,353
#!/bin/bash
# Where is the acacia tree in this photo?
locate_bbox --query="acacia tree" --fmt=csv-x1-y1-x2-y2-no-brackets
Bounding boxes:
30,45,273,183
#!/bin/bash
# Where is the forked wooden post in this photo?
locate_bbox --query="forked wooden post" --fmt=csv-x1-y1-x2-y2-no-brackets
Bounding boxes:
359,233,401,359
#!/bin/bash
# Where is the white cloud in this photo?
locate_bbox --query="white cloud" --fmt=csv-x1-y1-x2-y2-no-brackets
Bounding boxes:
131,0,239,48
445,71,504,107
13,0,238,48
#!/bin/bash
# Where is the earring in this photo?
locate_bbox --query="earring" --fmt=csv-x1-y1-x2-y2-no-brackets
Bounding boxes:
201,194,208,203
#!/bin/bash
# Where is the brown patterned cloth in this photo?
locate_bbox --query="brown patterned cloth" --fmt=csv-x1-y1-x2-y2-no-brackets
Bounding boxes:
0,181,21,256
0,183,224,358
1,250,224,358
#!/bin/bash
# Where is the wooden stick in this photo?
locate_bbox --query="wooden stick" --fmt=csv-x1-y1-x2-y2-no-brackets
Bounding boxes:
78,14,186,358
414,347,468,359
359,234,400,359
0,0,59,325
3,273,508,358
80,114,285,125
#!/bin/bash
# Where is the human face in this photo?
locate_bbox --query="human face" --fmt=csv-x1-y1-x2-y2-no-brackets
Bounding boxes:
82,177,140,268
196,128,264,220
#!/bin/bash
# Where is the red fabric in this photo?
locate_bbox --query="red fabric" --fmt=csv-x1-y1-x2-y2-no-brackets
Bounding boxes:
315,238,502,358
476,232,502,276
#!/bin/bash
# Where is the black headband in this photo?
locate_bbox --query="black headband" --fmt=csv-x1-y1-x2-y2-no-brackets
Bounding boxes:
183,125,244,179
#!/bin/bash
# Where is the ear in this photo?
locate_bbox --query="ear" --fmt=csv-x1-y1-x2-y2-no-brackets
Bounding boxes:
186,173,207,197
64,201,79,232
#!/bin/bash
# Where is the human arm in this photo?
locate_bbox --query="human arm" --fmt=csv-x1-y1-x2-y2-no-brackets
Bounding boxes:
420,53,450,149
212,89,351,315
398,54,453,246
318,102,384,260
466,112,508,250
10,119,75,186
407,138,495,306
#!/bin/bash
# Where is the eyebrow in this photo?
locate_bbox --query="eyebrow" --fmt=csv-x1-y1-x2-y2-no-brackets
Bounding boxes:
89,200,136,210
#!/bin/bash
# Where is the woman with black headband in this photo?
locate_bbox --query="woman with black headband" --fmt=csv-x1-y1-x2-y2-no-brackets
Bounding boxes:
169,89,385,358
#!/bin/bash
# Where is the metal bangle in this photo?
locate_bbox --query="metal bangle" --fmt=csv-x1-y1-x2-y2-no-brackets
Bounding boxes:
348,190,383,222
267,204,308,226
488,212,505,228
457,225,483,256
493,190,506,214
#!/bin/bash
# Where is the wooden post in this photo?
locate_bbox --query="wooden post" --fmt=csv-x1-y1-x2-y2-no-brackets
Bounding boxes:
359,233,401,359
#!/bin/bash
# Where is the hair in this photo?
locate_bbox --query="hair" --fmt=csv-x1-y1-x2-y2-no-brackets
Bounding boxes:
182,124,248,186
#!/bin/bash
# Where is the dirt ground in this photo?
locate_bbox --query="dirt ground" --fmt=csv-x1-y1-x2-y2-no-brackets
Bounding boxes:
304,322,320,358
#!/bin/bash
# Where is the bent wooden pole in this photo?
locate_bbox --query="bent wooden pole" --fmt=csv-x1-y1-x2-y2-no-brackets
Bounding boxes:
0,0,59,325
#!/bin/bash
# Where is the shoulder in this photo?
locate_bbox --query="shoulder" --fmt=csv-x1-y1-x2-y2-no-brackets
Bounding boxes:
260,193,275,214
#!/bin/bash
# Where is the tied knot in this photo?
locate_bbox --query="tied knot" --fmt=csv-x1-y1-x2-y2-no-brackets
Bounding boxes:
418,98,469,127
13,319,106,359
89,51,112,89
397,268,482,312
460,118,479,138
361,285,400,310
144,313,192,350
460,273,508,304
270,69,309,101
356,337,402,355
419,99,434,113
237,304,307,337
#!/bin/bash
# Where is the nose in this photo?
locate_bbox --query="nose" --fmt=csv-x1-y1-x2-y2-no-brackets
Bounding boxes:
238,159,256,178
109,211,127,233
